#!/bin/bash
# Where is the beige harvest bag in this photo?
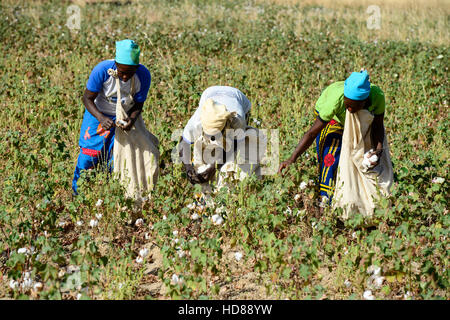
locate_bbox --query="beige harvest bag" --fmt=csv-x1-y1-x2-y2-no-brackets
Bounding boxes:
108,69,159,201
333,109,393,220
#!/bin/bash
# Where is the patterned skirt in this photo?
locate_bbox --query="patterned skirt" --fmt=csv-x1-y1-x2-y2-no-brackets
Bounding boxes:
315,118,344,203
72,109,116,194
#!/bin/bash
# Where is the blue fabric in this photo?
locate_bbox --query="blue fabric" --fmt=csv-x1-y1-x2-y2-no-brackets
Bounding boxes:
115,39,140,65
72,110,116,194
315,121,343,203
133,65,151,103
86,60,151,103
344,70,371,101
86,60,115,93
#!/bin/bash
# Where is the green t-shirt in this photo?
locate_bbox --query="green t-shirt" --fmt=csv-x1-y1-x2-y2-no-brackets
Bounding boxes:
314,81,385,125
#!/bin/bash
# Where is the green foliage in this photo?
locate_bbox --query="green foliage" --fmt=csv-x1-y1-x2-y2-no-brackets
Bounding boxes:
0,0,448,300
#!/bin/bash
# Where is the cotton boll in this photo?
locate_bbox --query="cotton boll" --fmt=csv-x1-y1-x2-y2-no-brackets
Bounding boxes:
95,199,103,207
95,213,103,220
18,248,30,255
177,250,186,258
33,282,43,292
21,278,33,290
234,252,243,262
372,276,384,289
9,280,18,290
139,248,149,258
135,218,144,227
362,150,378,170
171,274,183,285
197,164,213,175
76,220,84,227
187,203,196,210
404,291,413,300
363,290,375,300
191,213,199,220
299,181,308,190
285,207,292,215
367,265,381,276
89,219,98,228
432,177,445,184
214,216,224,225
136,256,144,264
369,154,378,163
344,279,351,288
294,194,301,201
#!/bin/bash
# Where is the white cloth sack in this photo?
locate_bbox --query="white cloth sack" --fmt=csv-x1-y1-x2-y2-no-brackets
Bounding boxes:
108,69,159,201
193,126,266,194
333,109,393,220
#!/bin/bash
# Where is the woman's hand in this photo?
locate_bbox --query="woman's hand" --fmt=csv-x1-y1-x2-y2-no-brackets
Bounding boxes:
198,165,216,182
278,159,294,176
184,164,205,185
117,118,134,131
100,116,115,131
368,149,383,166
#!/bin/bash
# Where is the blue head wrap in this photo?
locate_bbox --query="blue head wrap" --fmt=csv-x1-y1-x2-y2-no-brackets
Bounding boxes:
115,39,140,66
344,70,371,100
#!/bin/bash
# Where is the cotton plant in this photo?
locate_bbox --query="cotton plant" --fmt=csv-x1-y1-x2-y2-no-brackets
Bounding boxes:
366,265,385,290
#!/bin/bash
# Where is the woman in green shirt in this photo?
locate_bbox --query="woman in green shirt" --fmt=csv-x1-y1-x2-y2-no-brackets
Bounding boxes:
279,70,386,208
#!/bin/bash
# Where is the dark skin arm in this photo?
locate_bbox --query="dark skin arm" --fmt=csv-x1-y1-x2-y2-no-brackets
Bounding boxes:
368,113,385,165
82,89,143,131
278,117,328,175
178,137,220,184
82,89,115,130
178,137,208,184
119,101,144,131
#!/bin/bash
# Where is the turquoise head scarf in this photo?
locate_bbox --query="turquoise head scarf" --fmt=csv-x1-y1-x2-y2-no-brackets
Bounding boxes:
344,70,371,101
115,39,140,66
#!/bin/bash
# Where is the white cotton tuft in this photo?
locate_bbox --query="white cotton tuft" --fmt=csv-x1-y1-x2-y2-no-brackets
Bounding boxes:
363,290,375,300
89,219,98,228
299,181,308,190
234,252,243,262
9,280,18,290
211,213,224,225
197,164,213,175
432,177,444,184
139,248,149,258
362,149,378,170
135,218,144,227
95,199,103,207
191,213,200,220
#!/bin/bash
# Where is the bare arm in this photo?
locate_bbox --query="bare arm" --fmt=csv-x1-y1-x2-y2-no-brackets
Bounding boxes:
369,113,385,164
118,101,144,131
177,137,207,184
82,89,115,131
278,117,328,175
